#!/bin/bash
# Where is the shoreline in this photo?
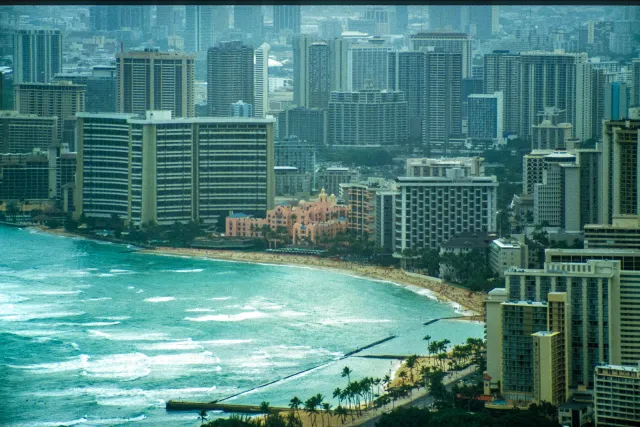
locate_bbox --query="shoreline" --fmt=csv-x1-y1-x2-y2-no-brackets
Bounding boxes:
25,225,485,316
144,246,485,316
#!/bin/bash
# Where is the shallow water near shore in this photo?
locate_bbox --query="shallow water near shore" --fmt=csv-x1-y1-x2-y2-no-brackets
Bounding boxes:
0,226,483,426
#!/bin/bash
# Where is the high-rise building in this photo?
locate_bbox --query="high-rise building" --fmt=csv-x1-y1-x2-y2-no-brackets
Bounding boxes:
483,50,520,135
0,152,51,202
116,49,195,118
406,157,484,178
461,77,484,120
328,89,408,147
308,42,331,109
86,66,117,113
14,82,85,144
468,92,504,146
423,51,463,154
329,37,350,92
410,32,472,78
75,111,275,225
364,7,394,35
585,216,640,251
531,107,573,150
274,136,315,174
605,81,629,122
632,58,640,107
273,5,300,36
185,5,215,53
316,167,358,196
155,6,177,36
394,6,408,34
0,111,57,153
320,20,343,40
375,189,398,253
13,29,62,84
254,42,270,118
277,107,328,146
428,6,462,32
231,100,252,117
293,34,314,107
348,38,394,91
590,67,618,142
594,364,640,426
519,51,589,140
468,6,493,39
207,41,253,117
340,183,375,238
233,6,263,46
388,51,425,141
602,119,640,224
392,172,498,252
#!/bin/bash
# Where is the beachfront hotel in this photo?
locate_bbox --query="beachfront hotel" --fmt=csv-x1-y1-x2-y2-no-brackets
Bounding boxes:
225,189,348,245
74,110,274,226
392,168,498,253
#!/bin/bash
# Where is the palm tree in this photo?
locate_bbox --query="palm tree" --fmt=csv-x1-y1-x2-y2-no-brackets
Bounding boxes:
315,393,325,427
332,387,342,407
6,200,19,223
405,355,418,384
289,396,302,422
423,335,432,358
304,396,319,427
197,409,207,425
341,366,352,385
322,402,332,427
334,405,348,425
398,370,408,386
382,374,391,391
260,401,271,418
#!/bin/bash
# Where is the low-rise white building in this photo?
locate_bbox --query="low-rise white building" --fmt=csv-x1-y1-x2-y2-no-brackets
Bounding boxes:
489,237,528,277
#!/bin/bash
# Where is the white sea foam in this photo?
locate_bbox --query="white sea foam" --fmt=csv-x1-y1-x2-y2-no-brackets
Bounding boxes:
319,318,393,326
211,296,232,301
26,414,146,426
137,338,252,351
85,297,112,302
0,293,29,303
97,273,114,277
109,269,134,274
185,308,216,312
127,286,135,289
164,268,204,273
185,311,267,322
88,330,169,341
144,296,175,303
70,342,80,350
27,290,83,296
96,316,130,321
136,289,144,293
0,310,86,322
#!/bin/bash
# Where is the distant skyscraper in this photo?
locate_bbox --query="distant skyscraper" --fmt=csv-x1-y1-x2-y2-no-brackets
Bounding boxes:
0,110,57,153
320,20,343,40
273,5,301,36
116,49,195,118
155,6,176,36
329,37,350,92
388,50,426,141
233,6,263,46
277,107,328,146
428,6,462,31
519,51,588,140
483,50,520,135
632,58,640,107
601,119,640,224
423,51,463,154
605,81,628,122
14,82,85,144
328,89,408,147
394,6,408,33
13,29,62,84
348,38,394,90
254,42,270,118
308,42,331,109
410,32,472,78
293,34,314,107
185,5,215,53
86,66,117,113
231,100,253,117
468,92,503,145
468,6,493,39
207,41,253,117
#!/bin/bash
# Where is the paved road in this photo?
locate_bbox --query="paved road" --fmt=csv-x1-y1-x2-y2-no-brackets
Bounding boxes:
351,368,478,427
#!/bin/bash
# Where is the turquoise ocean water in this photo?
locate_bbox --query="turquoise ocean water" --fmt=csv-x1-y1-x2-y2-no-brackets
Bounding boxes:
0,226,483,426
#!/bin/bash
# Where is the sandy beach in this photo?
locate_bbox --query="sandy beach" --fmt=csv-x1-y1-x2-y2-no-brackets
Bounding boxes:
143,247,486,316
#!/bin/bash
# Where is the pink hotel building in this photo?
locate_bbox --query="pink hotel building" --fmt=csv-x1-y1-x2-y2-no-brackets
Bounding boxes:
226,189,349,245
